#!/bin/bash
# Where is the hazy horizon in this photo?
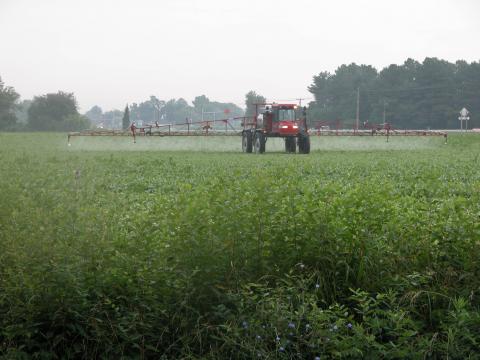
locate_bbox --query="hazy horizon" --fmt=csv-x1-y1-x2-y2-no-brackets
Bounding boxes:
1,0,479,112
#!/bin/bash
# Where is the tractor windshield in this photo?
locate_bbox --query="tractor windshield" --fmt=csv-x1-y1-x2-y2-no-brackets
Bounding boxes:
277,109,295,121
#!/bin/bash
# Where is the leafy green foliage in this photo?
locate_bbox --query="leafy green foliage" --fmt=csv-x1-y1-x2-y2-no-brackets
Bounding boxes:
0,133,479,358
245,90,266,117
122,104,130,129
14,99,32,126
0,77,20,130
308,58,480,129
84,105,103,125
87,95,244,129
129,95,244,125
27,91,90,131
218,279,480,359
63,114,91,131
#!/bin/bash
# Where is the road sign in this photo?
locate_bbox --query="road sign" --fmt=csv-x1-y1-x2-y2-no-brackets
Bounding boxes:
460,108,469,117
458,107,470,131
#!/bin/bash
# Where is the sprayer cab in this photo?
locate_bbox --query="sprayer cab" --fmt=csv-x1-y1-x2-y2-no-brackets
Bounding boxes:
263,104,307,136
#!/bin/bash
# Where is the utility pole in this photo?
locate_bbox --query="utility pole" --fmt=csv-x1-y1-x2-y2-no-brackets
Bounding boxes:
383,100,386,123
355,88,360,132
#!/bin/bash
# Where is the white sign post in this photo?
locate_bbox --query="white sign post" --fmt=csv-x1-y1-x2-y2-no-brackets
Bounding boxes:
458,108,470,132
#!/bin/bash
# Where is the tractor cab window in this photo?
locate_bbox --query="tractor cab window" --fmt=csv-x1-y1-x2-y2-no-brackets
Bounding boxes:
276,108,295,121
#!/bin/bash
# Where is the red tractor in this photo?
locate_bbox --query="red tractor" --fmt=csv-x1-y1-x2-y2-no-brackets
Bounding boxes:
242,103,310,154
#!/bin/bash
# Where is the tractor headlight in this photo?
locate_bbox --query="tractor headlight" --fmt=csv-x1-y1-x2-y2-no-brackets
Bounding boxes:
281,125,288,129
293,125,299,129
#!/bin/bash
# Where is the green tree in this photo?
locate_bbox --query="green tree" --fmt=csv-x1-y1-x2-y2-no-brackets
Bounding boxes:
193,95,210,113
85,105,103,125
150,96,165,123
103,109,123,129
130,96,165,124
191,95,243,121
0,77,20,130
414,57,456,129
15,99,32,125
122,105,130,129
28,91,79,131
245,91,266,117
63,114,91,131
163,98,191,123
308,63,377,125
455,60,480,129
372,61,419,128
308,58,480,129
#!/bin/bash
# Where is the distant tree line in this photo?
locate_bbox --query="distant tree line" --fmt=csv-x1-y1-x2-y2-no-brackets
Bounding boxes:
86,95,245,129
308,58,480,129
3,57,479,132
0,76,90,131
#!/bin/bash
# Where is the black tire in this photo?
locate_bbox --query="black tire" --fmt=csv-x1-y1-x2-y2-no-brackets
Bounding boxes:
285,137,296,153
242,131,253,153
254,132,266,154
298,134,310,154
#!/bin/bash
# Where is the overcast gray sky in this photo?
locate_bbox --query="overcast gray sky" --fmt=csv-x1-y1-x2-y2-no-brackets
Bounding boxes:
1,0,479,112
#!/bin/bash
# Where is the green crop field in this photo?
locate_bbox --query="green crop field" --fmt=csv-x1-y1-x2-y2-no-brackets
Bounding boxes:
1,133,479,359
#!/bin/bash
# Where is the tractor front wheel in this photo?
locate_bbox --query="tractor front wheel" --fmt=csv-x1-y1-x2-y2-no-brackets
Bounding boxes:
242,131,253,153
298,134,310,154
254,132,266,154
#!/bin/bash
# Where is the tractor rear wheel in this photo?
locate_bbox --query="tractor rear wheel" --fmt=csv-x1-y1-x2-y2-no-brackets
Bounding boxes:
254,132,266,154
242,131,253,153
285,137,296,153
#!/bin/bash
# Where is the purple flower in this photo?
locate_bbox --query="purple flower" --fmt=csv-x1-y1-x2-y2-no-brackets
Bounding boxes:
279,347,285,352
315,284,320,289
347,323,353,329
275,336,281,342
242,321,248,328
288,322,295,329
256,335,261,340
315,357,321,360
